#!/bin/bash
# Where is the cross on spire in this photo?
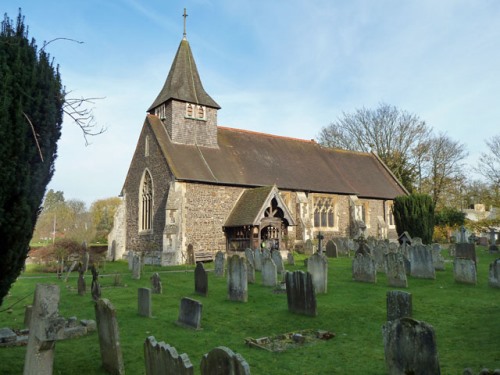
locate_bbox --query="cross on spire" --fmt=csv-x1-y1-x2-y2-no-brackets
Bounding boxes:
183,8,188,39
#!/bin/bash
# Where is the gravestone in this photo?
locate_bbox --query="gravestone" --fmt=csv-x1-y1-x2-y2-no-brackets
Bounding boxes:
82,250,90,273
453,258,477,285
246,260,255,284
132,254,141,279
386,291,412,321
398,231,412,246
200,346,251,375
304,239,314,255
214,251,225,277
285,271,317,316
253,249,263,272
127,251,134,270
383,318,440,375
409,245,435,279
489,228,499,253
177,297,203,329
352,252,377,283
448,243,456,257
384,252,408,288
24,305,33,329
431,243,445,271
95,298,125,375
262,248,271,260
227,255,248,302
77,262,86,296
261,257,278,287
144,336,194,375
325,240,337,258
307,253,328,293
150,272,162,294
455,243,477,266
138,288,152,317
373,243,387,273
488,258,500,288
244,248,254,268
90,265,101,302
271,250,285,274
412,237,423,245
195,262,208,297
23,284,65,375
388,242,398,253
287,252,295,265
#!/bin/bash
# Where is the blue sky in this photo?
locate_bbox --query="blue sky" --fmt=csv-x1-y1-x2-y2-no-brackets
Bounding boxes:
3,0,500,206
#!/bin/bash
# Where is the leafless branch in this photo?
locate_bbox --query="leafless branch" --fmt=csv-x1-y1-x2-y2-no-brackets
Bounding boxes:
41,38,84,52
23,112,44,162
63,95,106,146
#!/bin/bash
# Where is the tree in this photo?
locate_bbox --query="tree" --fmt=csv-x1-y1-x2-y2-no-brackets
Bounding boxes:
317,103,430,192
476,134,500,205
393,194,435,244
90,197,122,243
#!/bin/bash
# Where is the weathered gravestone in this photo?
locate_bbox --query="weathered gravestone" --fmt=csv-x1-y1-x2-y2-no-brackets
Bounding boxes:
409,244,435,279
77,262,86,296
489,228,499,253
307,253,328,293
138,288,152,318
144,336,194,375
262,257,278,287
132,254,142,279
271,250,285,274
325,240,337,258
373,243,387,272
95,298,125,375
82,249,90,273
253,249,263,272
23,284,65,375
488,258,500,288
177,297,203,329
244,248,254,268
431,243,445,271
304,239,314,256
352,252,377,283
448,243,456,257
150,272,162,294
384,253,407,288
200,346,251,375
214,251,225,277
455,243,477,266
285,271,317,316
246,260,255,284
386,291,412,321
195,262,208,297
24,305,33,329
453,258,477,285
227,255,248,302
287,252,295,265
383,318,440,375
90,265,101,301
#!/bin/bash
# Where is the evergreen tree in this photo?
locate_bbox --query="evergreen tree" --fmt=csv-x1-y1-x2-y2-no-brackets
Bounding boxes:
0,12,63,305
393,194,435,244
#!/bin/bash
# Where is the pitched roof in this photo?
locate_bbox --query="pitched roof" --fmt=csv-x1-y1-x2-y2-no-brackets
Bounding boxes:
146,115,407,199
147,39,220,111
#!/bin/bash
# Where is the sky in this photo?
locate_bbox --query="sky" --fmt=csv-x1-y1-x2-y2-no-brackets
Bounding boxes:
3,0,500,207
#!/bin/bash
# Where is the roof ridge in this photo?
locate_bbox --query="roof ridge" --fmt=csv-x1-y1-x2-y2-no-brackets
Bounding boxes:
218,126,316,144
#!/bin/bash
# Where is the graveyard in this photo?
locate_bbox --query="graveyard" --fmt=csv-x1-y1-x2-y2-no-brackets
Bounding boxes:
0,245,499,374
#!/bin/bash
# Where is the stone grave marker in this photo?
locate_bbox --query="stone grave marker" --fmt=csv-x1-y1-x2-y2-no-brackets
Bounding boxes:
127,251,134,270
388,242,398,253
144,336,194,375
82,249,90,273
23,284,65,375
244,248,254,268
200,346,251,375
412,237,423,245
373,243,387,273
214,251,225,277
431,243,445,271
287,251,295,265
488,258,500,288
489,228,499,253
132,254,141,279
352,252,377,283
386,290,412,321
177,297,203,329
325,240,337,258
307,252,328,293
271,250,285,274
453,258,477,285
77,262,86,296
150,272,162,294
253,248,263,271
383,318,440,375
285,271,317,316
90,265,101,302
409,244,435,279
95,298,125,375
455,243,477,266
138,288,152,317
246,259,255,284
384,252,407,288
227,255,248,302
262,248,271,260
304,239,314,255
261,257,278,287
24,305,33,329
448,243,456,257
195,262,208,297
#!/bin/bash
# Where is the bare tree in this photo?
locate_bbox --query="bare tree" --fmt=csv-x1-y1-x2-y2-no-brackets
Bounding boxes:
475,134,500,205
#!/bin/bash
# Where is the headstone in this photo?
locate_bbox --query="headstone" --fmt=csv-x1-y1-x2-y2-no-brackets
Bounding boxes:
373,243,387,273
460,226,467,243
409,244,435,279
431,243,445,271
214,251,225,277
244,248,254,268
453,258,477,285
150,272,162,294
448,243,456,257
388,242,398,253
82,250,90,273
412,237,423,245
0,327,16,344
285,271,317,316
24,305,33,329
383,318,440,375
23,284,65,375
271,250,285,274
455,243,477,266
386,291,412,321
138,288,152,317
261,257,278,287
253,249,263,272
132,254,141,280
127,251,134,270
195,262,208,297
94,298,125,375
287,252,295,265
144,336,194,375
304,239,314,256
352,252,377,283
488,258,500,288
227,255,248,302
397,231,412,246
384,252,408,288
489,228,499,253
90,265,101,301
200,346,251,375
77,262,86,296
177,297,202,329
325,240,337,258
246,260,255,284
262,248,271,260
307,253,328,293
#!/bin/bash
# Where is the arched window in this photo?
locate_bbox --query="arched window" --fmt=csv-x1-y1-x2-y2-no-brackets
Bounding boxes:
140,171,153,231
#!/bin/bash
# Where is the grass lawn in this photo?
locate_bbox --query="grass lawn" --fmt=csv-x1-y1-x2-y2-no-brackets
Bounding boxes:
0,247,499,374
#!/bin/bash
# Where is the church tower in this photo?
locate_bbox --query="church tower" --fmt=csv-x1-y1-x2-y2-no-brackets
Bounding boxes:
147,10,220,148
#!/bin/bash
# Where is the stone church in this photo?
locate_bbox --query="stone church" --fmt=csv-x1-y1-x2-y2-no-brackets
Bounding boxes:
108,31,407,265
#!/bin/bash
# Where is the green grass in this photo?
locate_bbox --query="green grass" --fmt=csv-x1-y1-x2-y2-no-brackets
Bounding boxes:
1,248,499,374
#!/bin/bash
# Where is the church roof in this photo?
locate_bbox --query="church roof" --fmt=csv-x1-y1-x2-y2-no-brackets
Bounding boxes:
147,39,220,111
146,115,408,199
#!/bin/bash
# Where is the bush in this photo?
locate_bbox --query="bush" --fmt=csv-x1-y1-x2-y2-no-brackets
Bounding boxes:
393,193,435,244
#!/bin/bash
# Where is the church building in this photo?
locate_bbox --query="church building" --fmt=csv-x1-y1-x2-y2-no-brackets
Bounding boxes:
108,26,407,265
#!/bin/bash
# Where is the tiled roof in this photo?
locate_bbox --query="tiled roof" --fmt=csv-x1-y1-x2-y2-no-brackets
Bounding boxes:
224,186,274,227
147,115,407,199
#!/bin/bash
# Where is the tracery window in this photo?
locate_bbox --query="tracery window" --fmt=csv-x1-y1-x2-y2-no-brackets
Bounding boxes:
313,197,336,228
140,171,153,231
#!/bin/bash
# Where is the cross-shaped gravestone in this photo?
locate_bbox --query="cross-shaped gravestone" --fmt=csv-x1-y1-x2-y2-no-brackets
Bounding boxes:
460,226,467,243
316,232,324,254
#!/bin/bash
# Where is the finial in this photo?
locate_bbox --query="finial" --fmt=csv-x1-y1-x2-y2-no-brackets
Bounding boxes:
183,8,188,40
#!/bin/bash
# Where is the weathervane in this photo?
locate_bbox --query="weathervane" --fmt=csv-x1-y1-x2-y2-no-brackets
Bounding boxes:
183,8,188,39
